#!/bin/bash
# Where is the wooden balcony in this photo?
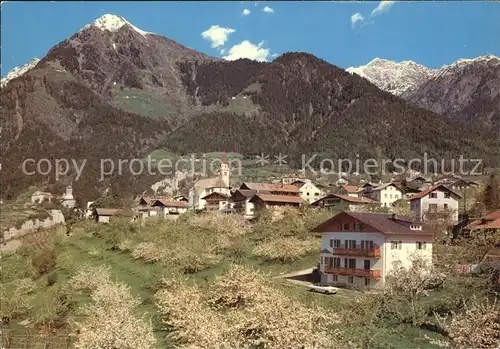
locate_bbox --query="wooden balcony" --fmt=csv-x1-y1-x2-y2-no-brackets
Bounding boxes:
324,266,381,280
332,247,381,258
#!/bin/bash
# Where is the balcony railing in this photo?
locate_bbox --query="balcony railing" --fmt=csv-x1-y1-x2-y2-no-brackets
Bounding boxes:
324,266,381,280
331,247,381,258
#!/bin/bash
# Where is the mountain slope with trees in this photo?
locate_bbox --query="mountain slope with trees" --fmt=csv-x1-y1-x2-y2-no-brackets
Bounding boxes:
1,15,498,203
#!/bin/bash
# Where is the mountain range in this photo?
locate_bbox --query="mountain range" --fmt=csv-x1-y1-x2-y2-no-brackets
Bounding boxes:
1,14,498,203
347,55,500,127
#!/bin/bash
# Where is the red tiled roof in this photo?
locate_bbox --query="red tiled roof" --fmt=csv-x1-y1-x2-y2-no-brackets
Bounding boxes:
342,185,359,193
409,184,462,200
139,196,169,205
334,194,376,204
152,199,188,208
250,194,303,204
312,211,434,236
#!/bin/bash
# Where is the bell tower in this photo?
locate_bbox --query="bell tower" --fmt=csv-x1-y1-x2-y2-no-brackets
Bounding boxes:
221,154,230,188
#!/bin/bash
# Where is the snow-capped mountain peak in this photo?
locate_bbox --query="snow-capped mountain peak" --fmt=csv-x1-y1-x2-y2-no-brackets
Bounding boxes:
1,58,40,87
81,14,153,38
347,58,436,96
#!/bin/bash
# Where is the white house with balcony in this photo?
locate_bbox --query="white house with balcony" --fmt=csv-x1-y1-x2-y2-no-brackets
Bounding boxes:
409,184,461,224
312,211,434,289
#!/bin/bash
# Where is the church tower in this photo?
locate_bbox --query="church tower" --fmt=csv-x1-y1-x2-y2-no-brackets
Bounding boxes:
221,154,230,188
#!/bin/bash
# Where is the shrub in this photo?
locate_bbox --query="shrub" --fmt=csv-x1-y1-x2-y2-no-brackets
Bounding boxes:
155,265,350,349
73,280,156,349
0,280,34,322
106,229,124,250
33,284,75,328
47,271,58,286
71,265,111,292
117,238,133,251
435,296,500,349
12,278,36,295
187,212,250,236
31,246,57,276
206,264,270,310
253,236,320,262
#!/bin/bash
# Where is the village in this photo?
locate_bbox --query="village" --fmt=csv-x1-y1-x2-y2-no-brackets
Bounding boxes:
75,155,499,291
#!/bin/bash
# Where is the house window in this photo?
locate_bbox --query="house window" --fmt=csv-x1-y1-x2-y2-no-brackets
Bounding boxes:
384,194,388,198
333,275,338,282
364,278,371,286
342,223,349,231
361,240,374,250
391,241,403,250
346,240,356,249
333,239,341,248
354,223,362,231
333,257,341,267
444,192,451,199
444,203,448,210
364,260,370,269
390,194,393,199
416,241,427,250
429,204,438,212
430,192,438,199
348,276,354,284
348,258,356,269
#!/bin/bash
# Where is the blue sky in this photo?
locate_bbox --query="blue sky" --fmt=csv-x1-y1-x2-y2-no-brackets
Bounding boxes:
2,1,500,76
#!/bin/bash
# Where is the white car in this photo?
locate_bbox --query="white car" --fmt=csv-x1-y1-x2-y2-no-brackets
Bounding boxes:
308,283,339,294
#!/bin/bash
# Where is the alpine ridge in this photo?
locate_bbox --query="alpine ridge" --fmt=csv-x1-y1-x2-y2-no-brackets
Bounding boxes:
1,58,40,87
348,55,500,126
346,58,436,96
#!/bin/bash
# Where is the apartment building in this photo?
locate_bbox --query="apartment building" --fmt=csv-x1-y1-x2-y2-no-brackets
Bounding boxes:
313,211,434,289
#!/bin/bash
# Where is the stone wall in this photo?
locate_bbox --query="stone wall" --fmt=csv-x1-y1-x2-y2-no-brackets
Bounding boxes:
1,209,65,254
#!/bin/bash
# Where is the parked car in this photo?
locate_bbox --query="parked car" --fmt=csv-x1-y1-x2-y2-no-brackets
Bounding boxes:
308,283,339,294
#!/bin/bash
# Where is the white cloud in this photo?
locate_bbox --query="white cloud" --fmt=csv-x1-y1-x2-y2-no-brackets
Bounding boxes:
223,40,270,62
242,8,251,16
351,13,365,27
220,48,226,55
201,25,236,48
371,1,395,17
262,6,274,13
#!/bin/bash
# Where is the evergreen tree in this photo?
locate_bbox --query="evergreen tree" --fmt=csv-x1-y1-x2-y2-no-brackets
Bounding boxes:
482,173,500,212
